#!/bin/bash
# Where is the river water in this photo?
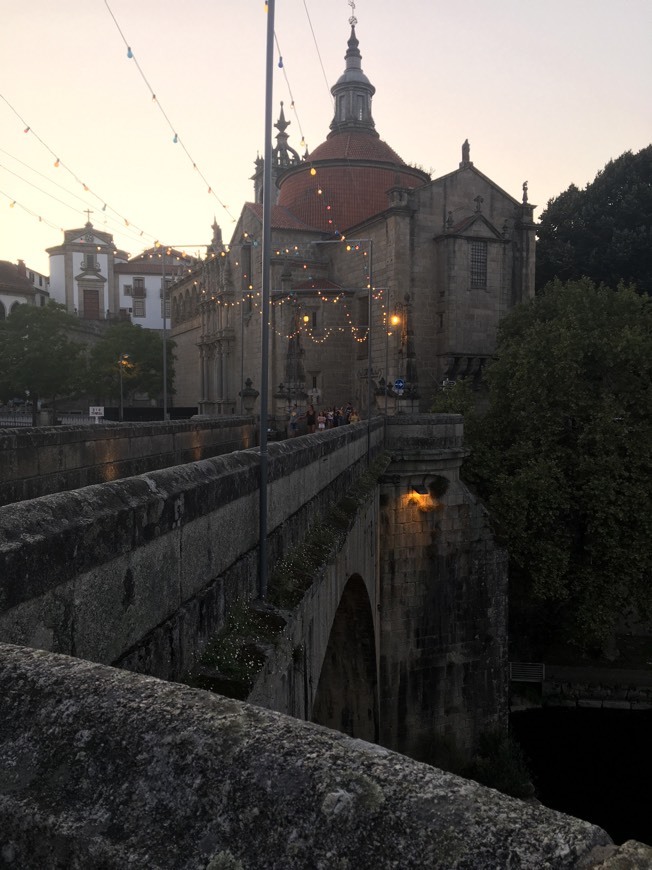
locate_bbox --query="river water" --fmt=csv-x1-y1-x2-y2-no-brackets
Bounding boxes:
510,707,652,846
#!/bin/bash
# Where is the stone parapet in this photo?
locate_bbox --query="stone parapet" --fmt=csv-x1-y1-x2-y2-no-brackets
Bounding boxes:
0,418,257,506
0,642,625,870
0,421,384,680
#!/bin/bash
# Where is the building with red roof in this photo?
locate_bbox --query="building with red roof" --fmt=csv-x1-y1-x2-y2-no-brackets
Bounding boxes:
170,22,536,423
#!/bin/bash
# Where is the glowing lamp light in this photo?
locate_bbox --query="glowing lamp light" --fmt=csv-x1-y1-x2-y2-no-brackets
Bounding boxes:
391,314,401,326
310,167,317,176
9,201,15,208
54,158,60,167
302,314,310,323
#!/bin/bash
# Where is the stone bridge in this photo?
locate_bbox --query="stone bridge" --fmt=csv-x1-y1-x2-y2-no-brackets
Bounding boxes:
1,416,647,866
0,415,505,759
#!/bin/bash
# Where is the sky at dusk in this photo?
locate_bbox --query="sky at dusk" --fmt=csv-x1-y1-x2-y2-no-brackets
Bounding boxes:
1,0,650,276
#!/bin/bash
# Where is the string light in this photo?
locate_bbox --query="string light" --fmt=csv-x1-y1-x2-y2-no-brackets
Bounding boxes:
1,92,155,242
103,0,236,222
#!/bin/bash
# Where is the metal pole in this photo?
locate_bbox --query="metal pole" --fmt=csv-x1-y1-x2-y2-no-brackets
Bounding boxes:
119,357,124,422
240,286,245,415
258,0,274,600
162,249,168,421
384,283,389,434
366,240,373,461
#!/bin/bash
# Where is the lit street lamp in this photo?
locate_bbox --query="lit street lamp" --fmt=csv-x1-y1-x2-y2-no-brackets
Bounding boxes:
118,353,130,422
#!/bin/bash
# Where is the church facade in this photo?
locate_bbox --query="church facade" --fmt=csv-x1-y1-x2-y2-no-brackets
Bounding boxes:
170,25,536,424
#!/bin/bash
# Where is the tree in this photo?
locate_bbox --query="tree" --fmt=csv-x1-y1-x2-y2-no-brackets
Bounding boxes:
466,279,652,650
86,320,175,406
430,377,477,417
536,146,652,295
0,302,86,419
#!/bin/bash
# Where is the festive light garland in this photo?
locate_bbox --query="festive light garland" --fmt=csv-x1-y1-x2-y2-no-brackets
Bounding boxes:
103,0,237,223
0,92,156,245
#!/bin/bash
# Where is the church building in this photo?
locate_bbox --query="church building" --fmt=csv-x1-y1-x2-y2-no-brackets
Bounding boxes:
170,23,536,424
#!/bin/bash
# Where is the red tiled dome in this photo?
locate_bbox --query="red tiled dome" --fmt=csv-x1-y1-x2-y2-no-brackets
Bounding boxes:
277,132,429,234
309,132,405,164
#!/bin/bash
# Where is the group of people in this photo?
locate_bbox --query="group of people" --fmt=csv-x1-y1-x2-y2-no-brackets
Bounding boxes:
289,402,360,436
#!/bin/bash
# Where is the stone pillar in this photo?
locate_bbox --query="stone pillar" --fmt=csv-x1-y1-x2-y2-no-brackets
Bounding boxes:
378,415,508,761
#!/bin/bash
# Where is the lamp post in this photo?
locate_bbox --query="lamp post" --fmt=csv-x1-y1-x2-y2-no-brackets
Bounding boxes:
258,0,275,600
161,248,168,421
118,353,129,422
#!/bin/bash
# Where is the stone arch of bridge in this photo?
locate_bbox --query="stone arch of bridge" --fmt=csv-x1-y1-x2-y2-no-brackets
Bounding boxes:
311,573,378,743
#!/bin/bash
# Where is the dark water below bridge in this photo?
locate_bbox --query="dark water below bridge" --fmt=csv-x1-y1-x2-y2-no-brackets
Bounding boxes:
510,707,652,846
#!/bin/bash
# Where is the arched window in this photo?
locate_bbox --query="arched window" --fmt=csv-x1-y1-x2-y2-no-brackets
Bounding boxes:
10,302,21,314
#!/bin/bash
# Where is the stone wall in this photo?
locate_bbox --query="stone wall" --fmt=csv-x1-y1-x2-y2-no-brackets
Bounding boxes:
1,642,634,870
0,418,257,506
0,421,384,682
379,415,508,757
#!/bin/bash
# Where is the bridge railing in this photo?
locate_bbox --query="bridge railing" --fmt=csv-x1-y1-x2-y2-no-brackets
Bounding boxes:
0,419,385,681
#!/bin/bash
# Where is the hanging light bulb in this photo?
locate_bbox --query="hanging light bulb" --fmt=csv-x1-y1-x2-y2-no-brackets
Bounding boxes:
173,133,178,143
9,201,15,208
23,127,30,134
54,158,60,167
278,56,283,68
102,203,107,211
127,47,133,58
310,167,317,176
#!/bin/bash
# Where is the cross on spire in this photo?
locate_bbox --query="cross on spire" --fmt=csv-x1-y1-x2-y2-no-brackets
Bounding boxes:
84,208,93,225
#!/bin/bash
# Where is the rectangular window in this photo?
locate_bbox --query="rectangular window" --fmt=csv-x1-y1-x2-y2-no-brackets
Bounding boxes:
133,277,145,297
132,298,146,317
312,311,318,330
124,284,133,297
470,241,487,289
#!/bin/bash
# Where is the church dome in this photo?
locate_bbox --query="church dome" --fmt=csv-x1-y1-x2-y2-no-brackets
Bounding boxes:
276,27,429,233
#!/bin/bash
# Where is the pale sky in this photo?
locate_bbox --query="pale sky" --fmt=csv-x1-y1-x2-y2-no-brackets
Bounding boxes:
1,0,650,276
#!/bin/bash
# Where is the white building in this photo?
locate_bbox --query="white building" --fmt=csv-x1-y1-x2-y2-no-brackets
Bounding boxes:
47,222,129,320
0,259,49,319
114,248,195,331
47,223,193,329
